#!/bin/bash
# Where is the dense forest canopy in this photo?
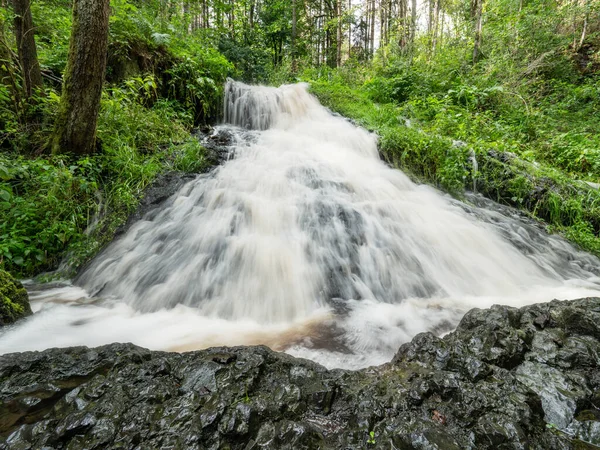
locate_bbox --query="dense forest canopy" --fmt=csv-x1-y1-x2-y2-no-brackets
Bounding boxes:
0,0,598,277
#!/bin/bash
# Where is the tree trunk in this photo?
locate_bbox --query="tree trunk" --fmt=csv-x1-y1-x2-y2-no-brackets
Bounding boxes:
379,0,384,49
432,0,440,53
0,15,23,122
577,0,589,50
369,0,375,56
348,0,351,56
292,0,297,71
398,0,408,49
203,0,208,28
51,0,110,155
12,0,43,100
183,1,189,33
428,0,433,35
410,0,417,45
472,0,483,62
230,0,235,39
336,0,342,67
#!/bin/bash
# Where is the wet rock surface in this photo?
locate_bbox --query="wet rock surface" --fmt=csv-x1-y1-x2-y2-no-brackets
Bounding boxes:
2,298,600,449
117,171,198,235
197,125,238,165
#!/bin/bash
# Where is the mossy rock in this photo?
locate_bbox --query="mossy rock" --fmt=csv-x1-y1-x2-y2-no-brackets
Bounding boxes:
0,269,32,326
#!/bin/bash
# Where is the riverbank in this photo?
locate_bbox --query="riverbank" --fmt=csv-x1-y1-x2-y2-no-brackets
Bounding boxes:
2,297,600,449
309,80,600,260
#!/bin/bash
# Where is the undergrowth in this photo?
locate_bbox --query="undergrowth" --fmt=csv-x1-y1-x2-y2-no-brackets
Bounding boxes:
309,71,600,258
0,77,213,278
0,0,235,278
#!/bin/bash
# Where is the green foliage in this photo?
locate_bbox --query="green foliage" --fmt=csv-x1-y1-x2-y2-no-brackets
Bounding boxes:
1,0,233,278
367,430,376,445
109,0,156,50
219,38,272,82
31,0,72,74
311,74,600,258
0,153,98,275
4,0,600,278
171,138,208,173
165,51,233,123
363,74,415,104
0,70,210,277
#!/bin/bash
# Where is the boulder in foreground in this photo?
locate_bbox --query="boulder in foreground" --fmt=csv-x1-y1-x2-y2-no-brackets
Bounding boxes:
2,298,600,449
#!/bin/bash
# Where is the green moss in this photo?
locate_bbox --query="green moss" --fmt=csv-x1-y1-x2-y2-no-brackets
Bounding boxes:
575,410,600,422
0,270,32,326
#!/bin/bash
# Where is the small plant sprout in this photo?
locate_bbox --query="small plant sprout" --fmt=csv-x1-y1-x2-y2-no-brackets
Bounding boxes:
367,430,376,444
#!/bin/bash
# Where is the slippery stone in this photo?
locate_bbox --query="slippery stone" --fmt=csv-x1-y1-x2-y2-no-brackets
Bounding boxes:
2,298,600,449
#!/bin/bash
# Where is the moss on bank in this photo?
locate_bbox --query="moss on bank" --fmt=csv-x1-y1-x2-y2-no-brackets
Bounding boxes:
310,81,600,258
0,269,32,326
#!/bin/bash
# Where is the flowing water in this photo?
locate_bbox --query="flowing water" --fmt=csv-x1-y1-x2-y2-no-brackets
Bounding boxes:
2,81,600,369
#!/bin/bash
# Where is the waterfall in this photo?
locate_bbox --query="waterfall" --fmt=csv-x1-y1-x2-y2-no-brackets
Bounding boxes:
2,80,599,369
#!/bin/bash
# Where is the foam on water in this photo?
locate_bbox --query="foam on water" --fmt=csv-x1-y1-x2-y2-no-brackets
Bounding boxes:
1,80,599,369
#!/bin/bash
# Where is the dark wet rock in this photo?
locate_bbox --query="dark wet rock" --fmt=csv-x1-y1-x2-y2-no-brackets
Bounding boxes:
0,270,32,327
3,298,600,449
198,126,239,165
115,171,198,238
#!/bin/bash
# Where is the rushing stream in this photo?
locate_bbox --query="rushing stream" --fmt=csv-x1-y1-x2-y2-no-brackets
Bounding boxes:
2,81,600,369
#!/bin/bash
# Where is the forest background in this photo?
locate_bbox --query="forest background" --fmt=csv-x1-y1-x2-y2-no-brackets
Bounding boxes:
0,0,598,278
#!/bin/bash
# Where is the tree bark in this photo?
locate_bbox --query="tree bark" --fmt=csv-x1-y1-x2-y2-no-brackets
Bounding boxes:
410,0,417,45
348,0,351,56
472,0,484,62
12,0,43,100
0,15,23,122
51,0,110,155
336,0,342,66
292,0,297,71
577,0,589,50
398,0,408,49
432,0,440,53
369,0,375,56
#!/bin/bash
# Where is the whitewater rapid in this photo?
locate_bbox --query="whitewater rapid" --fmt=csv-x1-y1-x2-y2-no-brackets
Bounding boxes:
2,81,600,369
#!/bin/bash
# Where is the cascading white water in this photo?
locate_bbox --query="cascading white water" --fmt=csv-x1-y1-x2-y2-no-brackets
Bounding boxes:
2,80,600,369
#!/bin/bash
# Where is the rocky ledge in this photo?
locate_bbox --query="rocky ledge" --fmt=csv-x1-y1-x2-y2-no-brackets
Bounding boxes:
2,298,600,449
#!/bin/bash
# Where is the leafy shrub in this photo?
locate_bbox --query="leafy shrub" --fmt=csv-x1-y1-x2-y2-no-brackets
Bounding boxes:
445,84,505,111
0,154,98,275
171,138,208,173
165,50,234,124
363,74,415,104
219,38,271,83
379,126,468,193
31,0,72,74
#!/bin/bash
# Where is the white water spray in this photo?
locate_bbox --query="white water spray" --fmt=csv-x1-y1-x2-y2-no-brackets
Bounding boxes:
2,81,599,369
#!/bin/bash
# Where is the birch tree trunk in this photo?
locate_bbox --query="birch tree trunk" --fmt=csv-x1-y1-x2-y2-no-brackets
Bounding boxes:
577,0,589,50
